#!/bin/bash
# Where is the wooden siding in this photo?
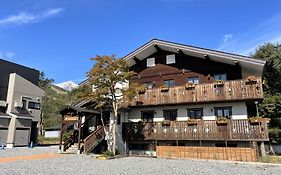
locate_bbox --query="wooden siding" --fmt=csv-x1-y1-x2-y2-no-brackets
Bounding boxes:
156,146,257,162
130,50,242,88
122,119,269,142
127,78,263,107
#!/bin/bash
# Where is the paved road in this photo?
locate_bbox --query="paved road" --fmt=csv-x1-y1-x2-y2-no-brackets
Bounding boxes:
0,146,280,175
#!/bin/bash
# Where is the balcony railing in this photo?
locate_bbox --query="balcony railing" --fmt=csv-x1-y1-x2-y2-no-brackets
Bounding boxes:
128,78,263,107
122,119,269,142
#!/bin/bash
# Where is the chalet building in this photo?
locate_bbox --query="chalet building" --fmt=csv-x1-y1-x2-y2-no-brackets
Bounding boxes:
0,59,44,148
60,39,269,162
119,39,269,161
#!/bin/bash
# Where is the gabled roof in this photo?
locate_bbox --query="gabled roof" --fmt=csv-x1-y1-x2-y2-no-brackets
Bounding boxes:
59,105,100,115
123,39,266,75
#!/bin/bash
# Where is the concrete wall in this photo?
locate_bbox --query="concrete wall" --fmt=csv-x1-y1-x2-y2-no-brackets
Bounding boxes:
128,102,248,122
6,73,44,122
5,73,44,148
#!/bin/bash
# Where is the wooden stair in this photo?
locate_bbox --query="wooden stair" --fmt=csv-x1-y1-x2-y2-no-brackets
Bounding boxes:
84,125,106,153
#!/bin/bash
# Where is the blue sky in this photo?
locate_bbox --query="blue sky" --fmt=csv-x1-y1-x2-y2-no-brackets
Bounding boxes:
0,0,280,84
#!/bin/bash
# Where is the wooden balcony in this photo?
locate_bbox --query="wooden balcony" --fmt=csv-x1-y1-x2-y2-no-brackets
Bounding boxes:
122,119,269,142
128,78,263,107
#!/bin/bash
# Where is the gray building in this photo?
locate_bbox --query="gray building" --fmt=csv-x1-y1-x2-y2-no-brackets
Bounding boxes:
0,59,44,148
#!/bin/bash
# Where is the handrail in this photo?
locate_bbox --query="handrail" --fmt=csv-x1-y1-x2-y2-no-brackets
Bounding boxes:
122,119,269,142
84,125,106,153
127,78,263,106
63,132,78,151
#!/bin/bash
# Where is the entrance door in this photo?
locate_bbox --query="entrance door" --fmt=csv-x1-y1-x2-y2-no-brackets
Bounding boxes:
141,111,154,122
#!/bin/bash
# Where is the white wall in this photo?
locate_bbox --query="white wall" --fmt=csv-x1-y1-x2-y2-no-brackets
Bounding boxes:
128,101,248,122
44,131,60,138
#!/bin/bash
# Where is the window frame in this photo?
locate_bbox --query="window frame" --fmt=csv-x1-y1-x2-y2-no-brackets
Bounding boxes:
144,81,153,89
214,106,232,119
214,73,227,81
166,54,176,64
28,101,41,110
164,79,175,87
146,57,155,67
187,108,203,119
163,109,177,121
141,110,155,122
187,76,200,84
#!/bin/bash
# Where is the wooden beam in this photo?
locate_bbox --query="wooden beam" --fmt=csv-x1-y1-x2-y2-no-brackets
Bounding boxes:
177,49,185,55
77,116,82,154
132,56,141,64
154,44,161,51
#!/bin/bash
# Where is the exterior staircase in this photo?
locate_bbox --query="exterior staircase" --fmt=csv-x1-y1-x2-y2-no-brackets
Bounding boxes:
62,125,106,154
84,125,106,153
64,143,84,154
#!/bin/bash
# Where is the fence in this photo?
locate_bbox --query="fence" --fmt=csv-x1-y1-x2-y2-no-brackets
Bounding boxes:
156,146,257,162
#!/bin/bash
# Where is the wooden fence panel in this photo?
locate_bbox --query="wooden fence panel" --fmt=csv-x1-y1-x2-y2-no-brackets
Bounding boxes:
156,146,258,162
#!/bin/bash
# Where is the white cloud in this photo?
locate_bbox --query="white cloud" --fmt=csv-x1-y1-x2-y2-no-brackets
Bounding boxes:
217,13,281,56
218,33,234,50
0,51,16,60
0,8,64,26
6,52,16,59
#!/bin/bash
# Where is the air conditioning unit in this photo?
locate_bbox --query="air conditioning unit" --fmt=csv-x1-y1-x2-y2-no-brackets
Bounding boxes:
14,101,23,108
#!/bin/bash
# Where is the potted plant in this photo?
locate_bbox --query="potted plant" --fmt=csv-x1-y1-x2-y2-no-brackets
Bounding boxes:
161,120,171,126
245,75,257,85
160,85,169,92
185,82,196,90
249,116,270,124
214,80,225,87
187,118,199,125
216,117,228,125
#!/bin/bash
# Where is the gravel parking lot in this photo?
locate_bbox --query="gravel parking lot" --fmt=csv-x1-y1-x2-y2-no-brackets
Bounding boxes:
0,146,280,175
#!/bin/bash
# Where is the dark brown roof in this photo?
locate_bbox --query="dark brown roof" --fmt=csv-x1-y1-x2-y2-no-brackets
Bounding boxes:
59,105,100,115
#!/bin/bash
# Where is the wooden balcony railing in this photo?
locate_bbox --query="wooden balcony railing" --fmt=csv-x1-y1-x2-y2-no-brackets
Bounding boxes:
122,119,269,142
128,78,263,106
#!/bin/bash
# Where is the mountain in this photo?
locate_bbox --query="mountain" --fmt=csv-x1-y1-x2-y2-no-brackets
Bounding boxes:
55,81,79,91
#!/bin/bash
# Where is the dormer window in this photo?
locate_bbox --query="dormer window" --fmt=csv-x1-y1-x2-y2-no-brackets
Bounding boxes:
146,57,155,67
166,54,175,64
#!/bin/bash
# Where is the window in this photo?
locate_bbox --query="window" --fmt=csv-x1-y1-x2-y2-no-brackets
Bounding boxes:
117,114,121,125
28,102,41,110
141,111,154,122
214,106,232,119
187,108,203,119
146,57,155,67
164,79,175,87
144,82,153,89
187,77,200,84
214,74,227,81
166,54,176,64
163,109,177,121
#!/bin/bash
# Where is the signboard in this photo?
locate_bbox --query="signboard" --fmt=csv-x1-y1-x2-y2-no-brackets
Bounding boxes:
64,115,79,122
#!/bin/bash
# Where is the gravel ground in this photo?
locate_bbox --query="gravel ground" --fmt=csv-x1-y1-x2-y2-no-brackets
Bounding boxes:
0,146,281,175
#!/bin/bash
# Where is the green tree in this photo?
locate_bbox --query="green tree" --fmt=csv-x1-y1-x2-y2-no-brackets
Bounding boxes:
87,55,136,155
252,43,281,94
39,71,54,90
253,43,281,144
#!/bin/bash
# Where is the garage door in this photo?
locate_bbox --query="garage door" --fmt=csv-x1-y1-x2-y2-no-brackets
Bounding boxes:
14,128,30,146
0,128,8,146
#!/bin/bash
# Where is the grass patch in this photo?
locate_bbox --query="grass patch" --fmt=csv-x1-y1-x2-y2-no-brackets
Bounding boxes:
259,155,281,164
38,136,60,145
